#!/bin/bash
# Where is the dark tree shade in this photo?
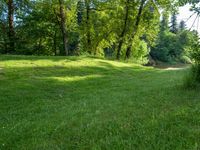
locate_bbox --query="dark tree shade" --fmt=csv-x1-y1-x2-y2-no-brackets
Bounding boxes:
179,20,186,31
7,0,15,53
170,12,178,34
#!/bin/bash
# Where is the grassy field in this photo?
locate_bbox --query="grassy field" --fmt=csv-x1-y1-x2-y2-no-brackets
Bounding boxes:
0,55,200,150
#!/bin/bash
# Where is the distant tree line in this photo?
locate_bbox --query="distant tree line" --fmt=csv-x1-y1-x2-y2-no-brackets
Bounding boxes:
151,11,199,63
0,0,199,63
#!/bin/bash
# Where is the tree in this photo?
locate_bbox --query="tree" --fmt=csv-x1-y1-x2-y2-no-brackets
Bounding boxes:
170,12,178,33
178,0,200,88
7,0,15,53
125,0,146,60
77,0,84,25
116,0,130,60
0,1,8,53
85,0,92,54
179,20,186,31
160,11,170,32
124,0,173,59
59,0,68,55
0,0,177,62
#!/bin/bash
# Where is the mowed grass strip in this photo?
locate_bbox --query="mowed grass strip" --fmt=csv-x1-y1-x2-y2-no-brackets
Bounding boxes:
0,55,200,150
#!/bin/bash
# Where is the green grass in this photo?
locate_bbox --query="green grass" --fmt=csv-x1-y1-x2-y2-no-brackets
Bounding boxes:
0,55,200,150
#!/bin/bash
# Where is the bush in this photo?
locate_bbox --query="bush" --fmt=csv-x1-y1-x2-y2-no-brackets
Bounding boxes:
151,31,179,62
190,42,200,65
180,55,192,64
184,64,200,88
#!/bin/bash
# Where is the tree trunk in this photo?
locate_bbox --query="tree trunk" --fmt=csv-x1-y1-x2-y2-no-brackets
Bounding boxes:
37,38,42,55
1,22,8,53
53,30,57,56
59,0,68,56
116,0,130,60
85,0,92,54
125,0,146,60
7,0,15,53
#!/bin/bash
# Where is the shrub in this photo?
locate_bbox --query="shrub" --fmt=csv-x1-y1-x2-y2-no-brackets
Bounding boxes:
191,41,200,65
183,32,200,89
180,55,192,64
184,64,200,88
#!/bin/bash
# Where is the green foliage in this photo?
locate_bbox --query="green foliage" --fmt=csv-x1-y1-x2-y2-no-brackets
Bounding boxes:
1,0,198,64
184,64,200,88
180,55,192,64
0,0,173,62
160,11,170,32
190,37,200,64
182,30,200,89
151,13,199,63
179,20,186,31
131,39,149,64
170,12,178,33
151,31,176,62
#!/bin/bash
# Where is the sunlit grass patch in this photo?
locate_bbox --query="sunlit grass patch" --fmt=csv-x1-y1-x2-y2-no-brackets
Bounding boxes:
46,74,103,82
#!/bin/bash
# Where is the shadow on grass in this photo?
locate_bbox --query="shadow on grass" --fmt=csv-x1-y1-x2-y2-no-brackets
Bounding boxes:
0,55,103,62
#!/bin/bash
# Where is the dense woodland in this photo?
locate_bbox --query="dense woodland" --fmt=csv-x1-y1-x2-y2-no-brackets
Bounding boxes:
0,0,200,64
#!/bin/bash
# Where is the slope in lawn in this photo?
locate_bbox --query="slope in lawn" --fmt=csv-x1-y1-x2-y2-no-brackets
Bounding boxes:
0,55,200,150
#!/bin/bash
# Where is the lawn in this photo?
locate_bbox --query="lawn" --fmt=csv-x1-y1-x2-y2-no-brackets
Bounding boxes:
0,55,200,150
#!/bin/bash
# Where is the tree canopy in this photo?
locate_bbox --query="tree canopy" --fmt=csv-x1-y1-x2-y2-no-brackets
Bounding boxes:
0,0,199,63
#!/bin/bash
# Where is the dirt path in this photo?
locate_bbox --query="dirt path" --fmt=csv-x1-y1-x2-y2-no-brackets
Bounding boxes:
154,64,190,70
